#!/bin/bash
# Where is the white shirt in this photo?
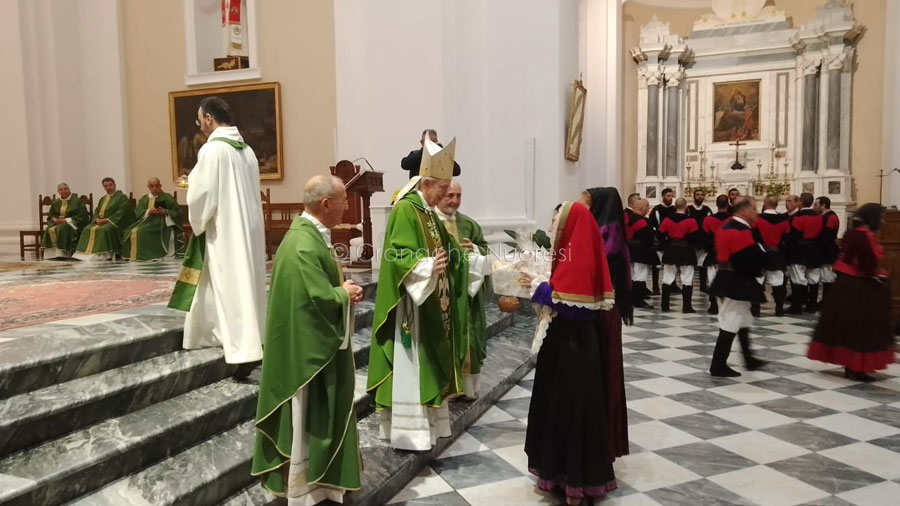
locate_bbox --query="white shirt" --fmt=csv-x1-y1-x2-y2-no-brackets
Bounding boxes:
300,211,331,247
762,209,779,215
733,216,751,228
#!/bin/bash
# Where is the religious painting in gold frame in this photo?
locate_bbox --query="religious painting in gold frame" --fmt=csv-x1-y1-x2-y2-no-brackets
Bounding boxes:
168,82,283,181
565,80,587,161
712,79,760,143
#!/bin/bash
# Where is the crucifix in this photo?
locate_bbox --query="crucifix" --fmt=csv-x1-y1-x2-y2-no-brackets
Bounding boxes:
729,138,746,171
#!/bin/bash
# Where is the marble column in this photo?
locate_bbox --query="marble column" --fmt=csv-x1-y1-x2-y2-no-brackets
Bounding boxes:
826,68,841,170
646,70,661,177
798,56,820,173
664,70,682,178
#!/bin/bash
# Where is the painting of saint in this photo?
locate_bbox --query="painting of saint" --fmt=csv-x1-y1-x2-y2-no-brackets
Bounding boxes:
713,80,760,143
169,82,283,181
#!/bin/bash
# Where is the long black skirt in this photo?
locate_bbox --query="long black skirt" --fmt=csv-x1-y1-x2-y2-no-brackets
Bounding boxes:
808,273,895,372
525,317,617,501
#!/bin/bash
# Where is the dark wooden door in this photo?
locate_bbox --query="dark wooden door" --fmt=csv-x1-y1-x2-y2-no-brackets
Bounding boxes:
878,210,900,321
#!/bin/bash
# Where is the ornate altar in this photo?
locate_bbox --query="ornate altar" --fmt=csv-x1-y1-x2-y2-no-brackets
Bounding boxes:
631,0,863,229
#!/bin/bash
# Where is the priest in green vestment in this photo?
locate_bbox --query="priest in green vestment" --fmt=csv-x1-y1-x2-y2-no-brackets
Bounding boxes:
41,183,89,259
435,180,492,400
252,175,364,503
121,177,184,261
75,177,135,260
367,137,485,451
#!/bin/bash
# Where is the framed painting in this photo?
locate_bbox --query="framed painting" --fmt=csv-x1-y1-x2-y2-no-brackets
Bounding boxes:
712,79,760,143
169,82,282,181
565,80,587,162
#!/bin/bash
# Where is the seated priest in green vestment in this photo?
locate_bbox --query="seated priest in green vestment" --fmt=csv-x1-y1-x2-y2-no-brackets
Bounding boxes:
121,177,184,261
367,137,487,451
435,180,492,400
75,177,135,260
41,182,89,259
252,175,363,503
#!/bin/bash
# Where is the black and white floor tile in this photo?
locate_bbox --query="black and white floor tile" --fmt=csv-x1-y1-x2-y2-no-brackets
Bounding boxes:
389,294,900,506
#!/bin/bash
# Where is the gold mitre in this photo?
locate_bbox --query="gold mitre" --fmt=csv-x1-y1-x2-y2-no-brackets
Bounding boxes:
419,136,456,180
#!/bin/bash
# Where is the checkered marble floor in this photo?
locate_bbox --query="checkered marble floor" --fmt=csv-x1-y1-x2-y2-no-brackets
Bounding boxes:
388,295,900,506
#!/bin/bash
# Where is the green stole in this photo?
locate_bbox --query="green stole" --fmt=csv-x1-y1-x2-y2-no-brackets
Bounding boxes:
367,191,470,409
450,212,491,376
251,217,360,495
168,137,247,311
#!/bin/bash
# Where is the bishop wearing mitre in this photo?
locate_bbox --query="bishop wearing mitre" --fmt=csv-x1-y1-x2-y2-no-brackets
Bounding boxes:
367,137,487,451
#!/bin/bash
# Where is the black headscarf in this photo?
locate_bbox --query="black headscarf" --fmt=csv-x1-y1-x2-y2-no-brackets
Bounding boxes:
586,187,633,325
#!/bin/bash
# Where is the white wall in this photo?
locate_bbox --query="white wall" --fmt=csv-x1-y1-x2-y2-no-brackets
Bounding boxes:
335,0,622,239
0,0,129,257
883,0,900,207
0,0,32,255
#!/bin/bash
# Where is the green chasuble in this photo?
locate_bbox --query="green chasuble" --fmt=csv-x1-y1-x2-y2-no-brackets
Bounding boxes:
121,192,184,261
449,212,491,377
252,216,361,496
41,195,89,254
367,191,470,409
75,190,135,255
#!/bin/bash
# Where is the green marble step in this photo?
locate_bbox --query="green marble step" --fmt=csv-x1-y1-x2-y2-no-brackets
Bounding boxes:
0,348,231,459
216,313,537,506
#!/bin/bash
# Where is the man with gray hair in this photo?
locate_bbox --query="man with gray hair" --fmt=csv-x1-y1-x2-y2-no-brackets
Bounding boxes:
435,180,491,399
41,183,89,259
369,137,486,451
252,174,363,503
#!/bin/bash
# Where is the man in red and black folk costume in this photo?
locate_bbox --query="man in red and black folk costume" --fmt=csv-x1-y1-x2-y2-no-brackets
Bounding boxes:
785,192,824,314
726,188,741,215
814,196,840,304
658,198,702,313
649,188,676,295
701,195,732,314
807,203,895,382
688,189,714,293
626,199,657,309
753,196,791,317
708,197,768,377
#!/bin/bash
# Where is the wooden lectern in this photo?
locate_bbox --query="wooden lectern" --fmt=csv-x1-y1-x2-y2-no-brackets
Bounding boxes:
878,209,900,324
330,160,384,266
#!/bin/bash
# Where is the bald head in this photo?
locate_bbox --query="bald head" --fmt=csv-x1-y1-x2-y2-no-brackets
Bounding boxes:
147,177,163,196
438,180,463,216
634,198,650,216
303,175,347,228
674,197,688,212
763,195,779,210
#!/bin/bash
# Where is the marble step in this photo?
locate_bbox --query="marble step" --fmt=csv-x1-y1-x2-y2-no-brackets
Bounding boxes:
0,303,378,403
0,362,380,506
219,313,538,506
0,348,232,457
0,314,185,400
0,380,258,506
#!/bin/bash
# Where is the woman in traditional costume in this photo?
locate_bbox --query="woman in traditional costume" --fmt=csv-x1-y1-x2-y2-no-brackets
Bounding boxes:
807,203,895,381
524,201,618,505
583,187,630,461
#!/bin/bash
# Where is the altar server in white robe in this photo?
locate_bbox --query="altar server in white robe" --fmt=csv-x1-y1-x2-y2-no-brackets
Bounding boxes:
182,96,266,377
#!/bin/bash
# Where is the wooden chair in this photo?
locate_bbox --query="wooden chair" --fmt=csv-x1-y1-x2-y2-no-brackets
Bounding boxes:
19,195,55,260
80,193,94,217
